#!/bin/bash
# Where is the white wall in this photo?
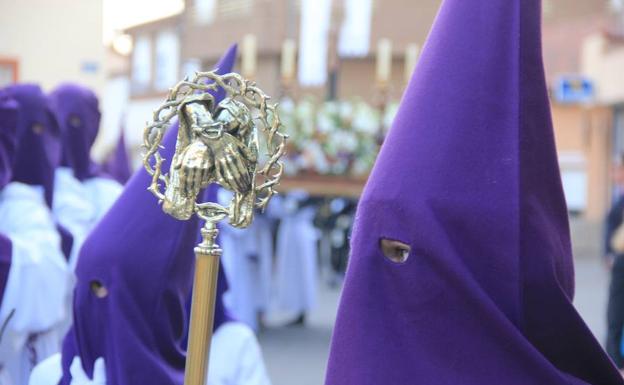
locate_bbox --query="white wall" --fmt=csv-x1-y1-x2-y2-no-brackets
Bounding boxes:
0,0,105,93
93,75,131,161
123,97,168,168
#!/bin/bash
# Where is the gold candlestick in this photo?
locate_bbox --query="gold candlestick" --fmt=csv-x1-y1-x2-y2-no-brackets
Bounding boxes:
376,38,393,89
281,39,296,87
142,71,286,385
404,43,420,85
242,34,258,79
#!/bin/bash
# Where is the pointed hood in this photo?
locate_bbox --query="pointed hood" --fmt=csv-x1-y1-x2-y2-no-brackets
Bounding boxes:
102,129,132,184
208,44,237,101
3,84,61,207
0,91,18,189
49,83,104,181
60,44,238,385
325,1,622,384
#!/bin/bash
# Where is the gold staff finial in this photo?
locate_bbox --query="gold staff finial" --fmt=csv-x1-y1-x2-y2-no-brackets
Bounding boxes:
142,71,286,385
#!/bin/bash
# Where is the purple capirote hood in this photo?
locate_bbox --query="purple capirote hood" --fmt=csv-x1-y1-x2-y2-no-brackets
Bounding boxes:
102,130,132,184
60,43,238,385
0,91,19,189
324,1,623,384
49,83,104,181
3,83,61,207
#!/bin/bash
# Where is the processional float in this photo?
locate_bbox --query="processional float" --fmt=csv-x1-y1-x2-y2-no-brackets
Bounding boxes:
142,71,286,385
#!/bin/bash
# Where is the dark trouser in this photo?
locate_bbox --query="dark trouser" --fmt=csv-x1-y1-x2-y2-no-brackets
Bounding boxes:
607,255,624,368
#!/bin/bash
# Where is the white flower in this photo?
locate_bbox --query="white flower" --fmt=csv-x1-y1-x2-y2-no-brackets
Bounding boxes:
352,100,381,134
333,130,358,153
383,101,400,132
317,101,340,133
339,101,354,121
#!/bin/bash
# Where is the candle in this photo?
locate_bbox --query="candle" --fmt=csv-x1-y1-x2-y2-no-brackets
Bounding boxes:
404,43,420,84
376,39,392,87
281,39,296,83
242,34,257,78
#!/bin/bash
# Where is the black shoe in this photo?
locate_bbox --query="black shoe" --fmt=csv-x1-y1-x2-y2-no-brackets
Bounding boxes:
285,313,305,327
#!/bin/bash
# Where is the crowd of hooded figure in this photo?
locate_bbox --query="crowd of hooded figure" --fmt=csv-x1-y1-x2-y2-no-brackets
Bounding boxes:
220,189,355,331
0,45,283,385
4,0,624,384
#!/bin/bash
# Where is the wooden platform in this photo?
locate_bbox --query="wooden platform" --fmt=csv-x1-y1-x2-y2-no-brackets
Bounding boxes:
277,174,368,197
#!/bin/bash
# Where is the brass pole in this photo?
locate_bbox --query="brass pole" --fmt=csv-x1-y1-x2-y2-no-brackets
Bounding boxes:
142,70,286,385
184,222,221,385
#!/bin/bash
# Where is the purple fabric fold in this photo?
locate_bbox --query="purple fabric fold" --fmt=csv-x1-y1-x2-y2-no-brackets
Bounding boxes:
56,224,74,261
0,233,12,310
324,1,623,384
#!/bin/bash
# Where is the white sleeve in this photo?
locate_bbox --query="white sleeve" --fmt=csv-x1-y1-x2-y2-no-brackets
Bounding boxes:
53,169,96,266
83,178,122,221
28,353,62,385
29,354,108,385
234,327,272,385
0,199,70,334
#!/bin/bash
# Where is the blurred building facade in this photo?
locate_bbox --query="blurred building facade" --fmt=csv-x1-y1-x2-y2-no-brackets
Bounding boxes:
118,0,624,223
122,0,438,100
0,0,105,92
542,0,617,222
0,0,115,160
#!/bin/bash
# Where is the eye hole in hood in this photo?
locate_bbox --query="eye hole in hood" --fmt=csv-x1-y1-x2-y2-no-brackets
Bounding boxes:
31,123,45,135
90,280,109,298
380,238,411,264
69,115,82,128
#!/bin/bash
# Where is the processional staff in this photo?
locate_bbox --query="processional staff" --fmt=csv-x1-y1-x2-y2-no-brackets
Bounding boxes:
142,70,287,385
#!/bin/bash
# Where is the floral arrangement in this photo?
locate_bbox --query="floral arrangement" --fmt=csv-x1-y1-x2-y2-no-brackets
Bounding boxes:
278,96,399,177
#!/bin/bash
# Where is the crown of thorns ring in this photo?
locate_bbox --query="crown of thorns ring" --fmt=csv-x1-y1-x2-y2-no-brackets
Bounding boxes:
142,71,286,228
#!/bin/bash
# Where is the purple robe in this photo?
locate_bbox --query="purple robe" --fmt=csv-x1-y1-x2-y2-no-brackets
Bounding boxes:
49,83,105,182
324,1,623,384
59,44,237,385
0,94,18,307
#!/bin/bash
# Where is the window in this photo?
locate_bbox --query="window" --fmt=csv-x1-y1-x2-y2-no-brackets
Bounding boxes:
611,0,624,12
132,35,152,90
183,58,202,79
194,0,217,24
559,151,587,213
0,58,18,87
219,0,253,18
154,30,180,91
338,0,373,58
